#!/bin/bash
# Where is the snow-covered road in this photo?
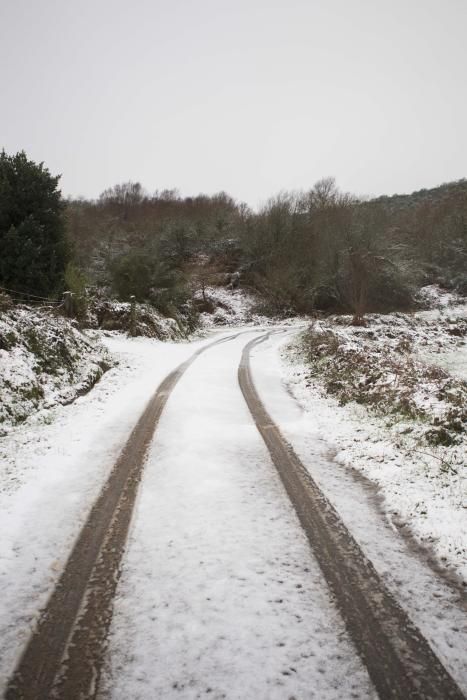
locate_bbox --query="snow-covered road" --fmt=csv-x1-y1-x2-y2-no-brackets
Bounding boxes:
1,327,466,699
99,331,374,699
0,332,233,694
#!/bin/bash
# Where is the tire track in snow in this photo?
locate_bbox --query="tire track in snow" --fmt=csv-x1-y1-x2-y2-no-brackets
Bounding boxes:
97,329,375,699
239,332,465,700
5,332,245,700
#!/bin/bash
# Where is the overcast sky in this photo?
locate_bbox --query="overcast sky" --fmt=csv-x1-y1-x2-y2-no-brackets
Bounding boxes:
1,0,466,207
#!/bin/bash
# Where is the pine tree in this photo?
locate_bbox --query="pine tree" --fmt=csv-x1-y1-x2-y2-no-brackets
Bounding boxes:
0,150,69,297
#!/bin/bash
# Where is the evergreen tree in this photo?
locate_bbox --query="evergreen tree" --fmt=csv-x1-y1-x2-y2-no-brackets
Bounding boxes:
0,150,69,296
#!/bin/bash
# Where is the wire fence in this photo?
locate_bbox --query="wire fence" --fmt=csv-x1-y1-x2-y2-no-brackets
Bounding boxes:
0,285,63,308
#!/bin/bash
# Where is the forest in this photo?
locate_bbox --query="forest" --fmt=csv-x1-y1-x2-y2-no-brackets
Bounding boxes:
1,150,467,326
66,176,467,323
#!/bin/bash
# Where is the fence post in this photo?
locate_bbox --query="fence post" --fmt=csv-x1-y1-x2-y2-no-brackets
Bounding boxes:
63,291,74,318
130,295,137,337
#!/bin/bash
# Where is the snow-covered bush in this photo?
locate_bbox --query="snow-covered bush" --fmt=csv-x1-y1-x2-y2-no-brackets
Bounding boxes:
0,307,112,431
85,296,193,339
414,284,464,310
194,286,272,327
297,312,466,449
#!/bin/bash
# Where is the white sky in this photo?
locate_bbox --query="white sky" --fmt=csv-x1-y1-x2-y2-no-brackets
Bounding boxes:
1,0,466,208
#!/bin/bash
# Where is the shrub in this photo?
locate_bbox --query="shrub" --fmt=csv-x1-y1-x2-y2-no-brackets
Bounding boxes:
0,150,68,296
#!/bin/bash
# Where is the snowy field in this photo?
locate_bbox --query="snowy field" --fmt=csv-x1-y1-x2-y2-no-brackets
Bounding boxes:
419,333,467,383
425,343,467,381
414,288,467,381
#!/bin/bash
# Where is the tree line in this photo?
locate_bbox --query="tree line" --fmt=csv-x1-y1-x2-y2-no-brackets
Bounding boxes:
1,150,466,323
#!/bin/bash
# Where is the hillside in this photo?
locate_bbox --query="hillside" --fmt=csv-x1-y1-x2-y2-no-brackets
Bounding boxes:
0,304,112,431
63,176,467,322
373,178,467,213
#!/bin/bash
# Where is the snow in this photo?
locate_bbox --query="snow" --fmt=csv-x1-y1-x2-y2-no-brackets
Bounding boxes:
415,284,464,310
278,323,466,575
292,308,466,475
416,306,467,381
0,307,112,430
0,330,234,694
2,289,466,697
196,286,275,328
86,297,188,339
249,331,467,692
423,342,467,381
99,331,375,700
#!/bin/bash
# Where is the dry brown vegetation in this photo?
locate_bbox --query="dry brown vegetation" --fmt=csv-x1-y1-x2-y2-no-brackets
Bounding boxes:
65,177,467,322
299,313,467,448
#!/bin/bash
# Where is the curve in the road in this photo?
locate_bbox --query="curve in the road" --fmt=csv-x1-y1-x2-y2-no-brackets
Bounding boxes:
5,332,246,700
238,332,465,700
